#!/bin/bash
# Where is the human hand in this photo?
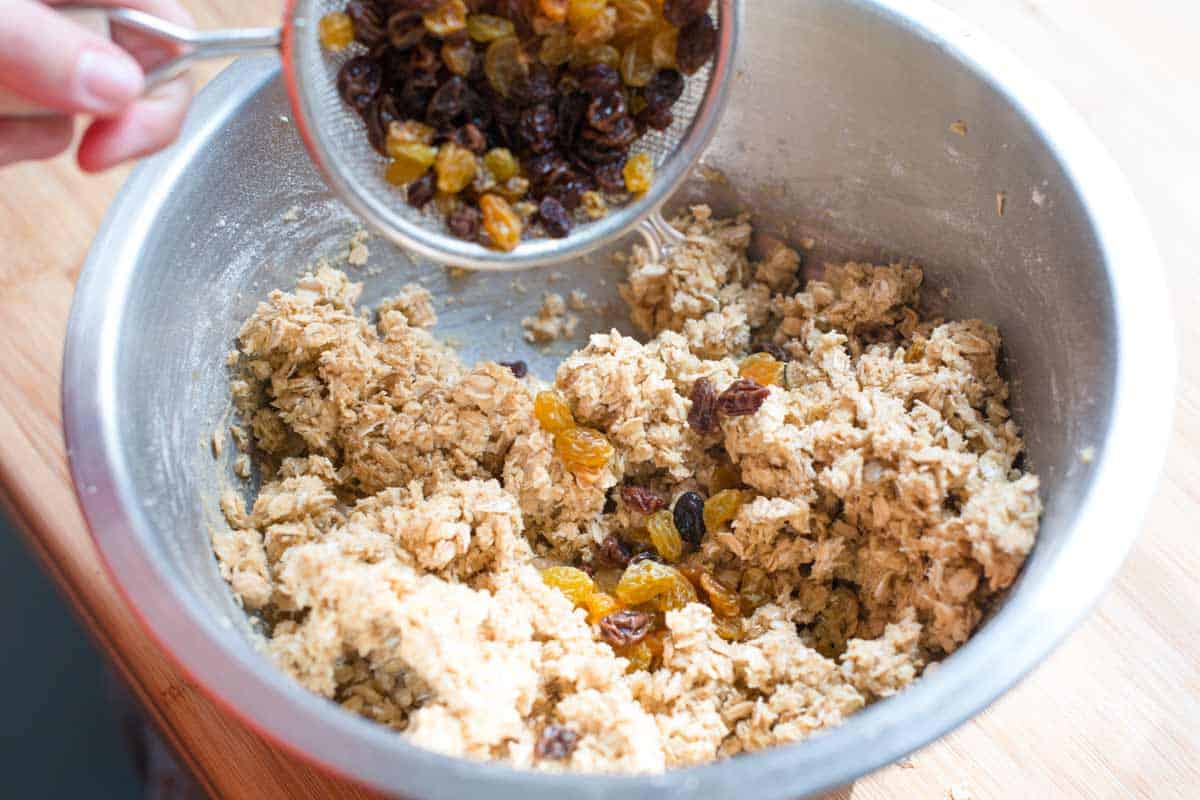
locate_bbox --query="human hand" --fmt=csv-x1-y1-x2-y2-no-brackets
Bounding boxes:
0,0,194,171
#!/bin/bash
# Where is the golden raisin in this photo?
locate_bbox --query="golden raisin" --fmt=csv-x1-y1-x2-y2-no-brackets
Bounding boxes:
483,147,520,181
656,569,697,611
496,176,530,201
615,559,677,605
434,142,478,193
441,38,476,76
585,591,622,624
739,567,770,612
386,120,435,154
611,0,657,36
698,571,741,617
643,628,667,662
555,427,614,478
539,29,574,65
423,0,468,36
385,143,437,185
467,13,515,42
646,509,683,562
651,24,678,69
570,43,621,69
581,190,607,219
739,351,785,386
621,639,653,672
711,463,741,491
703,489,751,532
713,614,744,641
539,0,570,22
480,193,522,251
573,6,617,45
484,36,528,97
567,0,608,30
623,152,654,194
318,12,355,51
541,566,595,606
534,390,575,433
619,36,656,87
811,586,860,658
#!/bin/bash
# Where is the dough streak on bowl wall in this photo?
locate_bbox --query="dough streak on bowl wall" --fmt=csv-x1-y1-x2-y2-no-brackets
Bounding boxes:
212,205,1041,772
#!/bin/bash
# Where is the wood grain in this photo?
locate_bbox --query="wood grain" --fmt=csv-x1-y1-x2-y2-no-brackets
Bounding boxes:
0,1,1195,798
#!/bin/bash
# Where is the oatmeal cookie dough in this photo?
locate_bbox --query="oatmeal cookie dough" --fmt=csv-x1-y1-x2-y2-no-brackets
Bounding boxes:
215,206,1040,773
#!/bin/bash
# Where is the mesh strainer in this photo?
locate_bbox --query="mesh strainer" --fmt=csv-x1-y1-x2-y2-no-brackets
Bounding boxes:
6,3,740,270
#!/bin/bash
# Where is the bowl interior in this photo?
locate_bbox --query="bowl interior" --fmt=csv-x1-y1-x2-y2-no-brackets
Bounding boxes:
70,2,1158,797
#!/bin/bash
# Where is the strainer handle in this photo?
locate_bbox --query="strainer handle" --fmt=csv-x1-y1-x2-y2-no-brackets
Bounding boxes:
0,7,280,117
637,210,688,263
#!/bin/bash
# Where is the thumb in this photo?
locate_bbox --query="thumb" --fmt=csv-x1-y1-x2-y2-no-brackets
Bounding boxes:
0,0,145,116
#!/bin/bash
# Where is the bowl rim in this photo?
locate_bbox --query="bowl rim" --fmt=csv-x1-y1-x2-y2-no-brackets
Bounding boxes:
61,1,1176,797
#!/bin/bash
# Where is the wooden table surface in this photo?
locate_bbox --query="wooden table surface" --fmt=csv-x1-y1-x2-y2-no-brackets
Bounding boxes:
1,1,1196,798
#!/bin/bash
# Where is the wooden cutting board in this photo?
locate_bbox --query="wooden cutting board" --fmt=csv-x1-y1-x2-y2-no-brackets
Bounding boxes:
1,1,1195,798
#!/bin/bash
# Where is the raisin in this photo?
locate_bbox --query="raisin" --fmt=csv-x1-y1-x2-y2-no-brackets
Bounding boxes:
672,491,705,547
638,104,674,131
585,92,627,132
484,36,528,97
466,13,515,41
555,427,614,478
483,147,520,181
386,120,436,154
599,534,633,567
434,141,478,192
535,725,579,760
710,463,741,491
620,485,665,514
318,11,355,51
426,76,470,128
539,0,569,23
538,196,572,238
619,36,656,87
386,11,427,50
698,571,740,617
406,171,437,208
646,509,683,561
643,68,684,110
346,1,386,47
752,341,790,362
384,142,437,185
811,586,860,658
541,565,595,605
526,151,572,192
570,43,621,71
615,559,677,604
718,378,770,416
510,65,559,107
676,13,717,74
534,390,575,433
337,57,382,113
497,176,531,201
585,591,622,624
539,29,574,65
423,0,468,35
655,567,697,611
364,94,402,155
519,104,558,153
576,62,622,96
441,36,476,76
445,203,481,239
598,609,651,647
650,24,678,69
499,360,527,377
713,614,743,641
584,114,637,148
621,639,654,672
663,0,710,27
687,376,719,434
580,189,607,218
567,0,608,30
739,352,784,386
480,193,523,250
739,567,770,612
611,0,657,36
703,489,751,532
592,159,626,192
622,151,653,193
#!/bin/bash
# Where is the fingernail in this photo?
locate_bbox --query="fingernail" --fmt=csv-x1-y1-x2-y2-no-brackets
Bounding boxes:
76,49,143,113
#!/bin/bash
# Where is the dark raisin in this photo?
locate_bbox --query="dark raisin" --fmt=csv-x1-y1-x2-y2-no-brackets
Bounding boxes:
672,491,706,547
717,378,770,416
553,173,591,210
663,0,711,27
426,76,470,128
364,93,402,154
446,204,481,240
538,196,572,238
585,92,627,132
575,63,622,96
519,104,558,153
598,610,652,648
620,485,666,514
592,159,627,192
535,725,579,760
526,151,572,191
676,14,718,75
637,105,673,131
510,65,558,107
396,72,440,119
599,534,632,567
386,10,427,50
643,69,685,110
687,377,719,434
452,123,488,153
337,57,383,113
752,342,790,362
406,171,437,208
347,0,387,47
556,89,589,147
582,115,636,149
499,359,527,378
407,38,441,74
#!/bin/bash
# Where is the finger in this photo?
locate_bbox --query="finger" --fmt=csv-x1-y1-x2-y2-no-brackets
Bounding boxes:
46,0,197,73
0,0,145,117
76,77,190,172
0,116,75,167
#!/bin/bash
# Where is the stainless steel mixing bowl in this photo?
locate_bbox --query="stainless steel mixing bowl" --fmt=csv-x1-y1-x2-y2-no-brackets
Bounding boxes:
62,1,1174,797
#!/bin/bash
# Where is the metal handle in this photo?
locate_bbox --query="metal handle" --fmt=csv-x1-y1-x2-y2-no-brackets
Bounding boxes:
636,209,687,263
0,6,280,117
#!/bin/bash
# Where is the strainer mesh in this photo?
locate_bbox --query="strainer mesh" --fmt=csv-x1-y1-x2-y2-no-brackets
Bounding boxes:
288,1,721,264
